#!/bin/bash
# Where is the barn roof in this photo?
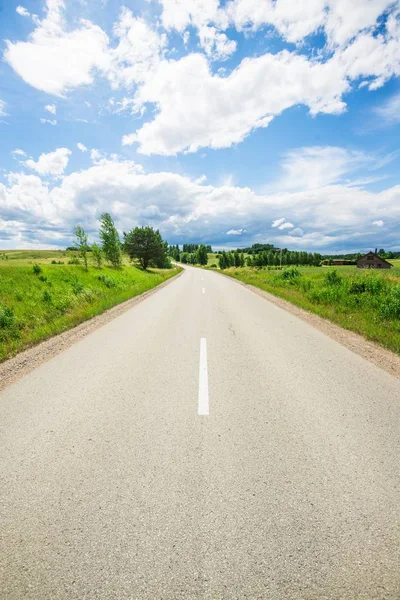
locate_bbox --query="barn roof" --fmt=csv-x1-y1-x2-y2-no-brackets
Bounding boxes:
358,252,393,267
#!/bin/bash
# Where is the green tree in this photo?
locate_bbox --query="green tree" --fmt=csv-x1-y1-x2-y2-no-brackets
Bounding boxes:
124,226,167,270
196,245,208,265
99,213,122,268
73,225,89,272
91,243,103,269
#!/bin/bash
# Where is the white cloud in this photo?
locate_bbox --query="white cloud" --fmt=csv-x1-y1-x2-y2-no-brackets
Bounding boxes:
1,150,400,251
278,221,294,230
45,104,56,115
5,0,109,96
25,148,71,177
40,118,57,125
12,149,27,157
105,8,167,89
16,5,30,17
227,228,244,235
336,14,400,90
5,2,166,98
375,92,400,125
77,143,88,152
373,220,384,227
0,100,7,117
272,218,286,228
198,26,237,60
125,51,348,155
277,146,375,190
157,0,395,48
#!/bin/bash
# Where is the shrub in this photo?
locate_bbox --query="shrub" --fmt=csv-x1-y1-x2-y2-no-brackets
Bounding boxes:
51,260,57,264
71,280,84,295
0,306,16,329
38,274,48,282
379,285,400,320
325,269,342,286
42,290,53,303
281,267,300,281
68,256,80,265
349,280,367,294
98,274,117,288
32,264,42,275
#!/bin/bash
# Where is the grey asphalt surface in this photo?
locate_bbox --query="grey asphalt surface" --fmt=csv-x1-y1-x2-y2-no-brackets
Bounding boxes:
1,265,400,599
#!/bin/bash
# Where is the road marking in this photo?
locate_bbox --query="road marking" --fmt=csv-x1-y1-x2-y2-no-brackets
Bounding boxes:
202,287,205,294
198,338,209,416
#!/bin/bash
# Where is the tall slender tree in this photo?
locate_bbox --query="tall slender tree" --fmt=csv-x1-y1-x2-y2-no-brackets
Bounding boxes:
99,213,122,268
73,225,89,272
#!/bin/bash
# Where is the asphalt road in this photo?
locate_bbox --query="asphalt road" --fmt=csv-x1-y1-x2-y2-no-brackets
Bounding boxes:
1,265,400,599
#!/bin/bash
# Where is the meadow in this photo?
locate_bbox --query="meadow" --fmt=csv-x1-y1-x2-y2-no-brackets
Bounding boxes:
221,261,400,354
0,250,180,361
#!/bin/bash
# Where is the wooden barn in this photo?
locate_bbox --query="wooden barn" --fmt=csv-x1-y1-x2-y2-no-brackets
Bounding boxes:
357,252,393,269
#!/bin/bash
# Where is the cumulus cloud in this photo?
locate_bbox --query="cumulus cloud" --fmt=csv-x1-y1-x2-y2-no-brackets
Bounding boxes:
5,0,109,96
227,228,245,235
124,51,347,155
2,147,399,251
16,5,30,17
198,26,237,60
12,149,26,157
278,221,294,230
40,118,57,125
105,8,167,89
5,2,166,97
373,220,384,227
5,0,400,158
45,104,56,115
77,143,88,152
157,0,396,49
272,218,286,228
25,148,72,177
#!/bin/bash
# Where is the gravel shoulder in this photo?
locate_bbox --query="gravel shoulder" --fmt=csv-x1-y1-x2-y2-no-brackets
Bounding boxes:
0,271,182,392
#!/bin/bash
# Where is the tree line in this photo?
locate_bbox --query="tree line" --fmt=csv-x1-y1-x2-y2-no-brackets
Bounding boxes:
168,244,209,265
219,249,322,269
72,213,171,271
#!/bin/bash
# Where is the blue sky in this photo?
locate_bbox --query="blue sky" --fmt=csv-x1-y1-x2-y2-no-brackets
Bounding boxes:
0,0,399,252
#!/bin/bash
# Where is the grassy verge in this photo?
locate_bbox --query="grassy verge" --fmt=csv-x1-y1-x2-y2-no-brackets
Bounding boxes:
219,265,400,355
0,262,181,361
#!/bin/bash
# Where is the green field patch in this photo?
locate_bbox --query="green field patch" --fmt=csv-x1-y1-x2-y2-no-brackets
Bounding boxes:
0,261,180,361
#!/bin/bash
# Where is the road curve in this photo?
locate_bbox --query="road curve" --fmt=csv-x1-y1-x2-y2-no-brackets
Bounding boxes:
1,265,400,599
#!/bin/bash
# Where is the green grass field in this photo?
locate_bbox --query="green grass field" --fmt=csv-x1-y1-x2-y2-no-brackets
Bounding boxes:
220,262,400,354
0,251,180,361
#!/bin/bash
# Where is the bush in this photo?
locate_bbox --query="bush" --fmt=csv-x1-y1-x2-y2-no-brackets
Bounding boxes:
71,280,84,295
68,256,80,265
325,269,342,286
51,260,57,264
349,280,367,294
0,306,16,329
281,267,300,281
38,274,48,282
42,290,53,303
98,274,117,288
32,264,42,275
